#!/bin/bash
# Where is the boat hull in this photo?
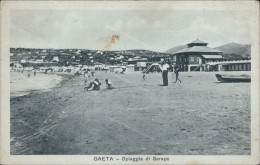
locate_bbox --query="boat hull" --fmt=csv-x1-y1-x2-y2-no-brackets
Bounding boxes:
215,74,251,83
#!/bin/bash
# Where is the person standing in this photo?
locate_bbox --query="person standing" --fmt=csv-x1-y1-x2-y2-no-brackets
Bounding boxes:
161,58,169,86
84,70,89,85
91,71,95,77
27,70,31,78
174,65,182,83
34,69,37,76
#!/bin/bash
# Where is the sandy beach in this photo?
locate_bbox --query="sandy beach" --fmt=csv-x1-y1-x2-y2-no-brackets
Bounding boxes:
10,71,250,155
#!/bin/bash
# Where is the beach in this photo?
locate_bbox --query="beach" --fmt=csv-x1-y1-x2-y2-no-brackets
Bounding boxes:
10,71,251,155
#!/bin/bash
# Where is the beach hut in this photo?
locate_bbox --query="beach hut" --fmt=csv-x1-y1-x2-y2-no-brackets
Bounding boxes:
94,63,104,70
126,64,135,72
109,66,120,72
136,62,147,71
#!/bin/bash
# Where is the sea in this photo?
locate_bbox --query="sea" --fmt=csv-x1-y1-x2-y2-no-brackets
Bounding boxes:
10,72,63,97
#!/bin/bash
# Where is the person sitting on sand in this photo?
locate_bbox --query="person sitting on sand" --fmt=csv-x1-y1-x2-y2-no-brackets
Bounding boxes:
85,78,101,91
174,65,181,83
105,79,113,90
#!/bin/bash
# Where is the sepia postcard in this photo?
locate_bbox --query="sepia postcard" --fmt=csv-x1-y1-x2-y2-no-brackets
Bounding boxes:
0,1,259,164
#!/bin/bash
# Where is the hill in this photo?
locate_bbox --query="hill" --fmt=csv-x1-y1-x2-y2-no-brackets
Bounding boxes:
165,45,187,54
214,42,251,59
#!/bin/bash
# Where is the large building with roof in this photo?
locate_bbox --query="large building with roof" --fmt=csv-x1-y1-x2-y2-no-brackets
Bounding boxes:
172,39,223,72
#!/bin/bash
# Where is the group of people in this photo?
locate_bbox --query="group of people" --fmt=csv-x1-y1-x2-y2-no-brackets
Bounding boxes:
84,70,113,91
84,78,113,91
160,58,181,86
24,69,37,78
83,58,181,91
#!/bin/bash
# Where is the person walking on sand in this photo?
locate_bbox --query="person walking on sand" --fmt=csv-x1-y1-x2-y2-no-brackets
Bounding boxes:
174,65,182,83
84,70,89,85
161,58,169,86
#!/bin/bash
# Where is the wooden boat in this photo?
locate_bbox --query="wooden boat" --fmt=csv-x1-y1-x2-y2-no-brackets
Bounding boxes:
215,74,251,83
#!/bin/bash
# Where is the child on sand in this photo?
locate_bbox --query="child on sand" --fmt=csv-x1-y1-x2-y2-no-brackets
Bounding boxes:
84,78,101,91
142,73,145,80
105,79,113,90
174,65,182,83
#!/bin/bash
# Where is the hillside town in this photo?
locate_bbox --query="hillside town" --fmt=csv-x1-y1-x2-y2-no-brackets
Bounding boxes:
10,47,171,73
10,39,251,73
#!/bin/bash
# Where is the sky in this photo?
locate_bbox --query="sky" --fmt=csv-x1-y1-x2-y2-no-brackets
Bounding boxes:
11,10,252,52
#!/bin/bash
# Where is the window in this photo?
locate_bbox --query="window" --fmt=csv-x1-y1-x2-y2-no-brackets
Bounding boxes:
190,56,194,62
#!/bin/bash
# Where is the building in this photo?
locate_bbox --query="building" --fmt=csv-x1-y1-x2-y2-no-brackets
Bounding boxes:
172,39,223,72
94,62,104,70
147,54,170,63
127,56,147,65
126,64,135,72
205,59,251,71
135,62,148,71
10,55,22,64
52,56,59,62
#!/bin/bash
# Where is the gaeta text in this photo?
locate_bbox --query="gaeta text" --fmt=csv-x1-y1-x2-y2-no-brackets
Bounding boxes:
93,156,170,162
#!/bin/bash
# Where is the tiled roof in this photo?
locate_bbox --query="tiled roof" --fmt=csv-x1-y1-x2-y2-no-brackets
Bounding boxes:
188,39,208,45
174,46,222,54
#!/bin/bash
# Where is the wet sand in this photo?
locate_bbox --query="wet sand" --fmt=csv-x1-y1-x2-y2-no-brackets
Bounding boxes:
10,71,250,155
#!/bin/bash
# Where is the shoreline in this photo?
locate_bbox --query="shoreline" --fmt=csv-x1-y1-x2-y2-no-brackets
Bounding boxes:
10,72,74,99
